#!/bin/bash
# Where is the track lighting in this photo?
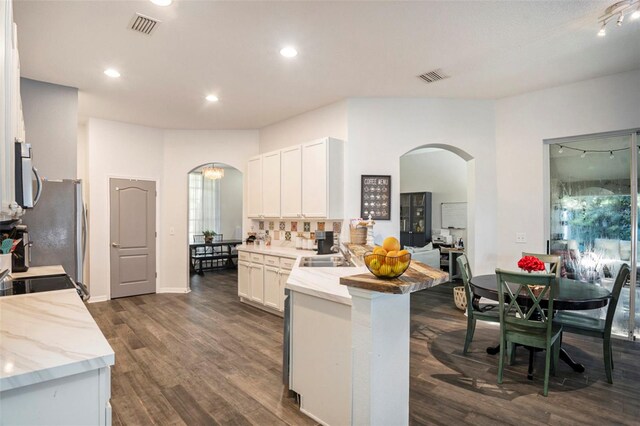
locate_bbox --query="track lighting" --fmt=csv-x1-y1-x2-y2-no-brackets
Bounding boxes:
610,151,615,159
598,23,607,36
581,151,587,158
598,1,640,36
558,146,564,154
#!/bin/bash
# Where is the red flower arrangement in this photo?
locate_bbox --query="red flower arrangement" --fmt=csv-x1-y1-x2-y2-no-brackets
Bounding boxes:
517,255,545,273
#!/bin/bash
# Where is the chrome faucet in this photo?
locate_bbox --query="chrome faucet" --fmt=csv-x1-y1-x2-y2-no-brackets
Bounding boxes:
331,243,351,264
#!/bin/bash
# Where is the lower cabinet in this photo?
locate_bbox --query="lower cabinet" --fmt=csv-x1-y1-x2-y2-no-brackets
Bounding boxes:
238,250,293,314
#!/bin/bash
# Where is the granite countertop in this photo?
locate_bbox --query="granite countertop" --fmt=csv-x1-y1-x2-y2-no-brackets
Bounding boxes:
0,289,114,392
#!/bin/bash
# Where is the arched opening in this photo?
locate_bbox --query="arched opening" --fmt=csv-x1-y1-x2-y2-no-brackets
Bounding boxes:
399,144,475,279
186,162,243,281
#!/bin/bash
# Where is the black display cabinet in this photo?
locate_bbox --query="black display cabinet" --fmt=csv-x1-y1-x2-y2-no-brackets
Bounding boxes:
400,192,432,248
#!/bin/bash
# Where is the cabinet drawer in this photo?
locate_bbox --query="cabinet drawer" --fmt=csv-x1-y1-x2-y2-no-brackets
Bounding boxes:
250,253,264,264
238,251,251,262
264,255,280,266
280,257,296,270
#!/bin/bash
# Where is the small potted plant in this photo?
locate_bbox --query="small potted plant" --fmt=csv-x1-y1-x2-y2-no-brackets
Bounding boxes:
203,230,217,243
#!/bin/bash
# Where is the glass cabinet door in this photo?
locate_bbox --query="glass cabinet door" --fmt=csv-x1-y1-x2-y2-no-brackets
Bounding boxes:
400,194,410,232
411,193,425,233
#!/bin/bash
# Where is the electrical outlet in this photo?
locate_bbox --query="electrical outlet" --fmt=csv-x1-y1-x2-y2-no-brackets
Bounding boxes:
516,233,527,243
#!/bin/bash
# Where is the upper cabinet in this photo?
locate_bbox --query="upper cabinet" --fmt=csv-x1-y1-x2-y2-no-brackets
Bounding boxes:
301,138,343,219
247,137,343,219
1,3,23,216
247,156,263,218
280,145,302,218
262,151,281,217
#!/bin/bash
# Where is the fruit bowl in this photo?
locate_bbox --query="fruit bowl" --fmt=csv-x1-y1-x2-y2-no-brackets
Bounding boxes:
363,252,411,279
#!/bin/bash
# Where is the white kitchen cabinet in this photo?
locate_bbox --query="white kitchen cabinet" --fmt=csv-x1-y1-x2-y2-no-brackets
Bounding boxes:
238,261,251,299
301,138,343,219
261,150,281,217
263,265,280,309
249,263,264,303
247,155,262,218
280,145,302,218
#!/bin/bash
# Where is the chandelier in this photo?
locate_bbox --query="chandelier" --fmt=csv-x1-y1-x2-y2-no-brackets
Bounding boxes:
202,164,224,180
597,0,640,36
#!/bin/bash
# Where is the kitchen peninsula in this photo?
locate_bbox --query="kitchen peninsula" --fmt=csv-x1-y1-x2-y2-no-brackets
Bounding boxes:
0,286,114,425
285,252,448,425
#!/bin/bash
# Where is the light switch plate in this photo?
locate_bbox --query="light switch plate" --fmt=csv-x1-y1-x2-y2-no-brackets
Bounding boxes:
516,232,526,243
169,227,175,236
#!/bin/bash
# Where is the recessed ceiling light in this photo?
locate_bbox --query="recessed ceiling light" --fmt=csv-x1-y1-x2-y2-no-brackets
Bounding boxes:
280,46,298,58
205,95,219,102
150,0,172,6
104,68,121,78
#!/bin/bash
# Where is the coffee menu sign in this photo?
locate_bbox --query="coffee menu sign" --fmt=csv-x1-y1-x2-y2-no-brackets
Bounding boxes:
361,175,391,220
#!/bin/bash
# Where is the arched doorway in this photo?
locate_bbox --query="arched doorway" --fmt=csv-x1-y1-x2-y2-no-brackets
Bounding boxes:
399,144,474,277
186,163,243,278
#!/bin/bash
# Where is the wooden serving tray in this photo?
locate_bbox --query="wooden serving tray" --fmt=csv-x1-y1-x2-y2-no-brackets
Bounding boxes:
339,260,449,294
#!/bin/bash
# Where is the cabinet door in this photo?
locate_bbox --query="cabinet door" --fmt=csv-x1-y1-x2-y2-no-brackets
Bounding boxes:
238,261,250,299
301,139,327,218
262,151,281,217
281,146,302,218
249,264,264,303
247,156,262,218
279,269,291,311
263,265,280,309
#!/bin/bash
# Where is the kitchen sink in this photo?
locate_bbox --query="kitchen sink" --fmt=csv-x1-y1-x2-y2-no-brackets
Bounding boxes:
299,256,355,268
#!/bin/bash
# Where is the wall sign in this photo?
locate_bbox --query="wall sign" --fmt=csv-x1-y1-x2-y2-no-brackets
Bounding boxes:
361,175,391,220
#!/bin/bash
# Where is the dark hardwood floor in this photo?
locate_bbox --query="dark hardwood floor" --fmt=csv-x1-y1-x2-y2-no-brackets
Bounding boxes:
87,270,640,425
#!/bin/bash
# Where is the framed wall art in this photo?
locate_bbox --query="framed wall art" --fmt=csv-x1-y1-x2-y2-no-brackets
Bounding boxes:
361,175,391,220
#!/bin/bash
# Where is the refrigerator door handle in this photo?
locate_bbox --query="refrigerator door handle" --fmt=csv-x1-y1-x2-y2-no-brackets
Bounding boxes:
32,167,43,207
82,204,87,258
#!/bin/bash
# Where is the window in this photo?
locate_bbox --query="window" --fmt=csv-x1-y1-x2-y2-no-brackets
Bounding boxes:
188,172,220,242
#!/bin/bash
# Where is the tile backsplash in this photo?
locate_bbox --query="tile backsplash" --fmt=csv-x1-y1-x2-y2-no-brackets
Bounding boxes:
250,219,345,241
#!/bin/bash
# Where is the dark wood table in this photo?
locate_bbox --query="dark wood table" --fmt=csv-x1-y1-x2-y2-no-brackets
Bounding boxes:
189,240,243,274
470,274,611,375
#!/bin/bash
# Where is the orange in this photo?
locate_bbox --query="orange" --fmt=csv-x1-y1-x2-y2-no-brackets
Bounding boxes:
386,250,399,266
398,249,410,262
382,236,400,253
373,246,387,256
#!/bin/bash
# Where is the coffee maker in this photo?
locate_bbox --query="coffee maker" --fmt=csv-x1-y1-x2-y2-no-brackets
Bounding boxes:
316,231,335,255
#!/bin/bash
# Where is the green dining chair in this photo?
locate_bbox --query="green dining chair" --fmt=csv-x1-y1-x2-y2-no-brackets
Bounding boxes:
555,263,630,384
496,269,562,397
457,255,500,354
521,252,561,277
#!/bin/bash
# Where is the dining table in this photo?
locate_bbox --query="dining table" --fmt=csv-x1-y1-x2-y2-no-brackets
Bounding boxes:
470,274,612,376
189,240,243,274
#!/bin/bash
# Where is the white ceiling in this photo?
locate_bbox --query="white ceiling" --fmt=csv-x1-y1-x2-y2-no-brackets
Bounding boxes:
13,0,640,130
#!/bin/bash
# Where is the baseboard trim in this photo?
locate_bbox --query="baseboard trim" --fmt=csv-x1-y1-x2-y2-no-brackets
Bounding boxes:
157,287,191,294
88,295,108,303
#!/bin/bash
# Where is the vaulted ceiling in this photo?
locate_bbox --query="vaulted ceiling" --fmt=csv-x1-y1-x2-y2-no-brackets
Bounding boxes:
13,0,640,129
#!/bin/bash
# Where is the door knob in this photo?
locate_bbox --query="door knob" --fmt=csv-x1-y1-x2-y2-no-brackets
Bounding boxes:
112,242,120,248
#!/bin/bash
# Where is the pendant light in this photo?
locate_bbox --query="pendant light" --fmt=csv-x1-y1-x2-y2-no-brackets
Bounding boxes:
202,163,224,180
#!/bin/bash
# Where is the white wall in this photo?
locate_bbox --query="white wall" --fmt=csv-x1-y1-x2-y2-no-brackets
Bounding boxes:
86,118,164,301
219,167,243,240
495,69,640,269
346,98,497,274
259,100,348,153
161,130,259,292
21,78,78,179
257,98,497,274
400,149,467,242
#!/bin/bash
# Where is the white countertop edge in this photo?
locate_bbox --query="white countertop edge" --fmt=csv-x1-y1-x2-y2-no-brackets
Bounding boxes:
285,280,353,306
0,353,115,392
237,244,317,258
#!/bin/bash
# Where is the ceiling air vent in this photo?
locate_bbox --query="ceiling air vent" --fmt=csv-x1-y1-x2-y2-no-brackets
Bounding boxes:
129,13,160,35
418,69,449,84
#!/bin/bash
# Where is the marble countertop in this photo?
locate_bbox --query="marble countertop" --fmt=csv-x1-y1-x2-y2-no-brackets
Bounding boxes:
0,289,114,392
237,243,321,258
10,265,66,279
286,257,368,306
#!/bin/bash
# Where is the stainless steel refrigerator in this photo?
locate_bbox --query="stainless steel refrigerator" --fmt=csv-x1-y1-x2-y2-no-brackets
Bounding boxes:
22,179,86,286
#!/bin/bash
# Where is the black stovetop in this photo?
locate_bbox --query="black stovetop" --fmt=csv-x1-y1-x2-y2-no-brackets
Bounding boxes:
1,274,77,297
